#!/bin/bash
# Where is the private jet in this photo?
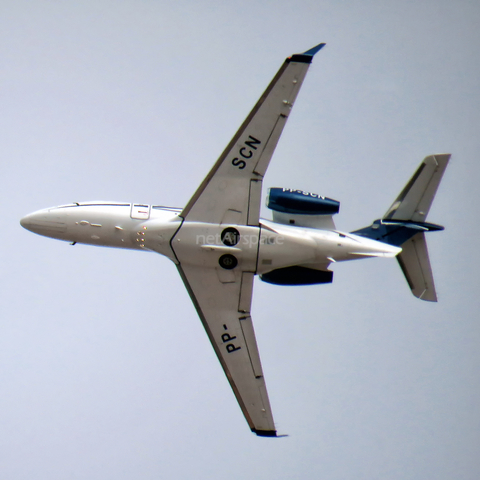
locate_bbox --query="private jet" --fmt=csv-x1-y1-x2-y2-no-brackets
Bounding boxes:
21,43,449,436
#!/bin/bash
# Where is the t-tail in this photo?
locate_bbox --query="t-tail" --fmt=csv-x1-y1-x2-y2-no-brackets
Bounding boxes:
353,154,450,301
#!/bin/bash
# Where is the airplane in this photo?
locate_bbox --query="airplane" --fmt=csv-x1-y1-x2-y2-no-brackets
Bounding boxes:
20,43,450,437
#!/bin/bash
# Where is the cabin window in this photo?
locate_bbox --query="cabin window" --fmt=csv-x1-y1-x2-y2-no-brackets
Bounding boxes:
131,204,150,220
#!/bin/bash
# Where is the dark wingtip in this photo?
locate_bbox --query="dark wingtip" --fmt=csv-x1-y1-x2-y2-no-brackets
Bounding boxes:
252,428,277,437
289,43,326,64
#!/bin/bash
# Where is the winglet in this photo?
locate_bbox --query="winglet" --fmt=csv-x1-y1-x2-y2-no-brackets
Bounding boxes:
303,43,326,56
289,43,326,64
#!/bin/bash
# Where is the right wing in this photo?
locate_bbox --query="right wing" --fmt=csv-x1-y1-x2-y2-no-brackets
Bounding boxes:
180,43,326,227
176,264,277,436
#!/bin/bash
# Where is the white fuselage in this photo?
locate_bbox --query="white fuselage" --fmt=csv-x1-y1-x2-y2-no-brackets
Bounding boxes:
20,202,401,272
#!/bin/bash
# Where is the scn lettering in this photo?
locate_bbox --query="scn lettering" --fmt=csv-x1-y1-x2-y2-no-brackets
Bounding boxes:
231,157,246,170
231,135,262,170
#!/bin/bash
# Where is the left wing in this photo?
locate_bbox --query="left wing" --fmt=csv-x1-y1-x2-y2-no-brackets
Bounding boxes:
180,43,325,226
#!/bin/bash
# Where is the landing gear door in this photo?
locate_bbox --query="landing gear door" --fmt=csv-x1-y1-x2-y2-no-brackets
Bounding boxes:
131,204,150,220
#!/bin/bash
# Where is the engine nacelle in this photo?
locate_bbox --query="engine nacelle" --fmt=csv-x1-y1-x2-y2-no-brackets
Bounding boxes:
260,266,333,286
267,188,340,215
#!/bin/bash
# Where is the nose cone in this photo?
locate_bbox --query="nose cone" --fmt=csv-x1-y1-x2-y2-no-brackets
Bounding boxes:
20,209,67,238
20,213,36,231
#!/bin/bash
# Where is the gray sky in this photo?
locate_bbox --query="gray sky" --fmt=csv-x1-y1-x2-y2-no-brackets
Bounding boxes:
2,1,479,479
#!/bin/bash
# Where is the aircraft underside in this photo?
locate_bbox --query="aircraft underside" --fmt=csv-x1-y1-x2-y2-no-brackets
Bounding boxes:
21,43,449,436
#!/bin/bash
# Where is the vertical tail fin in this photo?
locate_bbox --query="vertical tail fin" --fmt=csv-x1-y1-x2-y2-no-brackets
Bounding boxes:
353,154,450,301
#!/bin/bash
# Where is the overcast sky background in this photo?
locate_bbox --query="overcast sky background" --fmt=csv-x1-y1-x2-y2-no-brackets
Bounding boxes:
1,1,479,479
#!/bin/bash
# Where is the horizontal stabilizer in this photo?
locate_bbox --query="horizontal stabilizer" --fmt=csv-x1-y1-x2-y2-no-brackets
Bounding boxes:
396,232,437,301
384,154,450,222
354,154,450,301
